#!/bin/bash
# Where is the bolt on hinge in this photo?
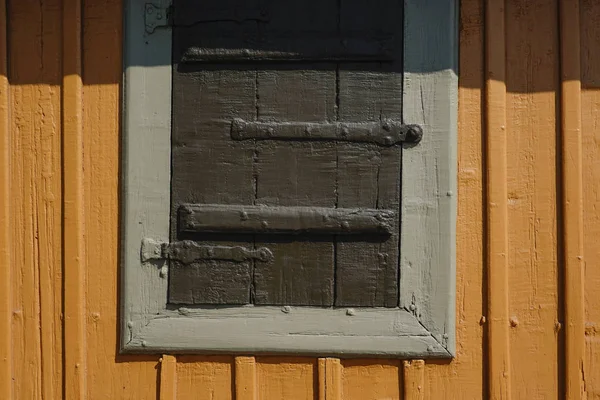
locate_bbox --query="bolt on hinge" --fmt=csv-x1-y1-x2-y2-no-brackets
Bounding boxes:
145,3,172,34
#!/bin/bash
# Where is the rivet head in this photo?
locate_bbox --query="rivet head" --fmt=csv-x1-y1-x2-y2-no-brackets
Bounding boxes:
346,308,356,316
304,126,312,136
258,248,273,262
427,345,434,352
261,220,269,229
156,12,163,19
510,316,519,327
382,121,392,132
266,127,274,137
240,211,249,221
406,125,423,144
207,248,214,257
141,341,148,347
159,266,168,278
127,321,134,328
409,304,416,311
383,136,394,146
341,221,350,230
281,306,291,313
442,333,449,339
341,127,350,137
146,5,153,13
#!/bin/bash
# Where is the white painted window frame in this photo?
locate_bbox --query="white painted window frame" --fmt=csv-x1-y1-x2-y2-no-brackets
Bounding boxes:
120,0,457,358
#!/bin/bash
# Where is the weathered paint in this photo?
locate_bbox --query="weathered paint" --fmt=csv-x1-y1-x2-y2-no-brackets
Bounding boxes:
1,0,600,398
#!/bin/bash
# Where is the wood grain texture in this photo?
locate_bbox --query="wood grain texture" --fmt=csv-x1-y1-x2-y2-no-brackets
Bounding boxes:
121,0,172,350
318,358,341,400
252,0,337,306
63,0,86,397
342,359,401,400
581,0,600,397
335,0,402,308
235,356,257,400
505,1,559,398
176,356,233,400
171,12,257,304
257,357,316,400
423,0,485,396
84,1,161,398
560,1,586,399
7,0,600,398
254,64,337,305
403,360,424,400
0,1,9,398
485,0,511,398
402,0,457,352
9,1,64,399
160,355,177,400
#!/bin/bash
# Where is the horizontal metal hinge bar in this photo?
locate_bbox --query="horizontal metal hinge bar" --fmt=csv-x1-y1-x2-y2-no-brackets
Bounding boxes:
179,204,395,235
141,238,273,263
180,37,394,63
231,119,423,146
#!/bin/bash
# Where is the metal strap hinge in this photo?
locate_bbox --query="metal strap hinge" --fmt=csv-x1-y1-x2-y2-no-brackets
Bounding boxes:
141,238,273,264
145,3,172,34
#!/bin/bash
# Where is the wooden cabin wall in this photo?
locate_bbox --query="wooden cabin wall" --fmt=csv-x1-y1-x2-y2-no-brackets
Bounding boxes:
0,0,598,398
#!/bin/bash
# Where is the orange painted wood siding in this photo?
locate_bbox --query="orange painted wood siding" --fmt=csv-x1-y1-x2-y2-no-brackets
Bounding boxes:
0,0,598,398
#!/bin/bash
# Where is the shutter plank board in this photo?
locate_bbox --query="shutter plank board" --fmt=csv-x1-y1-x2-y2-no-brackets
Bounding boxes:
252,2,338,306
335,0,403,307
170,17,259,304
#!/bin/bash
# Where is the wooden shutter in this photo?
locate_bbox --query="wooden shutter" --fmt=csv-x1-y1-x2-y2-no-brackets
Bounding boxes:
169,0,412,308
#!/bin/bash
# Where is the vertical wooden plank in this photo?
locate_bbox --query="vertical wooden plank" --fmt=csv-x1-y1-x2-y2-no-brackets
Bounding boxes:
63,0,86,397
257,357,316,400
9,1,63,398
505,1,559,398
342,359,401,400
84,0,161,398
424,0,485,397
402,0,458,349
160,355,177,400
580,0,600,396
38,2,64,399
176,356,233,400
318,358,341,400
560,1,586,399
403,360,424,400
253,1,337,305
485,0,511,398
336,0,402,307
235,357,257,400
0,0,9,398
9,6,44,398
170,3,258,304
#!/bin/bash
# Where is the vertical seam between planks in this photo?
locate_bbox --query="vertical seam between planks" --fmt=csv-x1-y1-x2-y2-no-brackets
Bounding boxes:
559,0,586,398
485,0,511,399
159,355,177,400
318,358,341,400
62,0,86,398
234,356,257,400
0,0,11,398
403,360,425,400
